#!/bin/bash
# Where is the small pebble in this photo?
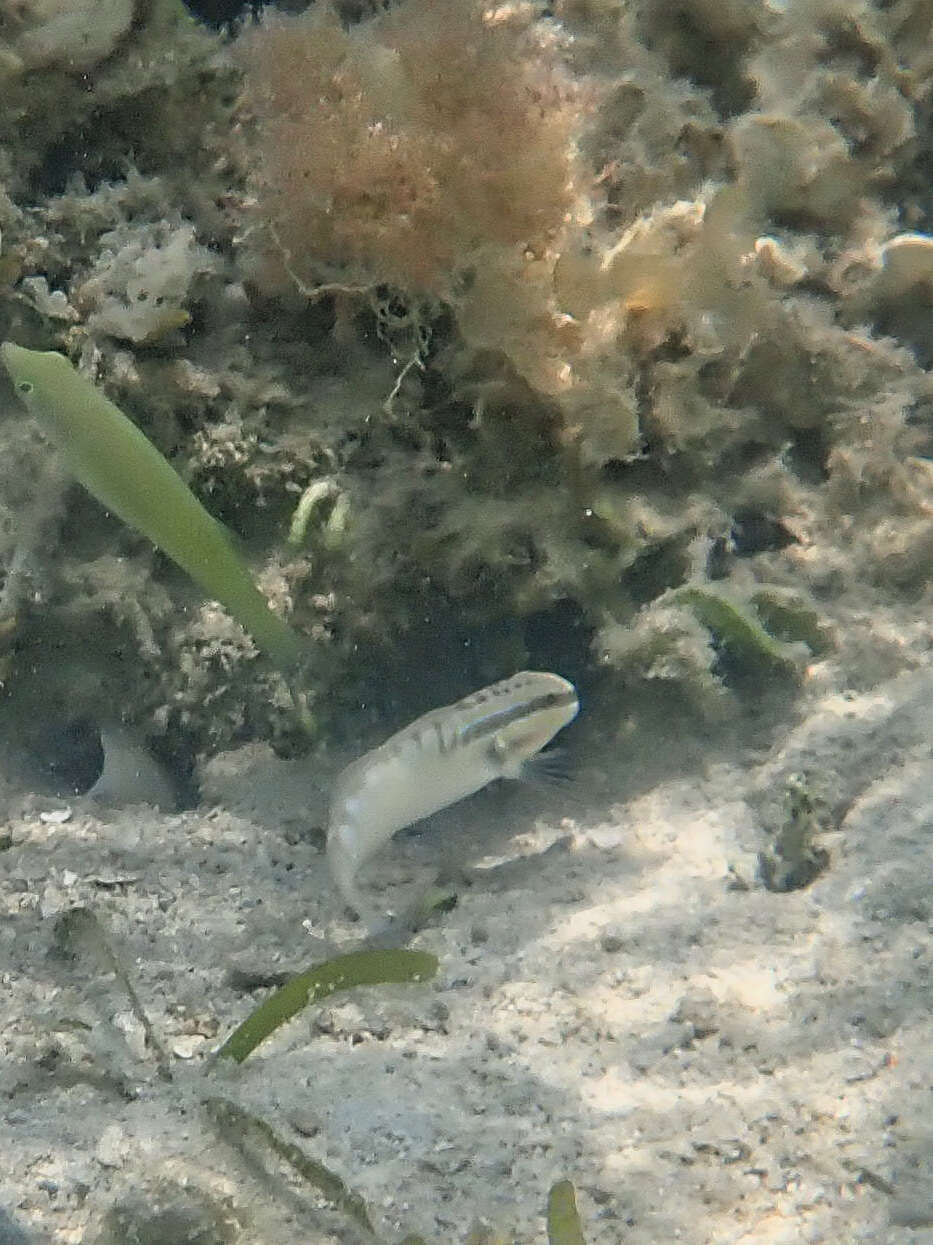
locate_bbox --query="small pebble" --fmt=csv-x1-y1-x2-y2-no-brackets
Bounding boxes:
671,987,719,1038
112,1011,147,1061
39,808,72,825
171,1035,206,1060
95,1124,126,1169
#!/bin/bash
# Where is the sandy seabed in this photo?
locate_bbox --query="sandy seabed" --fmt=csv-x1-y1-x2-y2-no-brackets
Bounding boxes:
2,660,933,1245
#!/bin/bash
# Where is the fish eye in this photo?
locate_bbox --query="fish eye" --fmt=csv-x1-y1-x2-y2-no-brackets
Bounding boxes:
17,381,33,395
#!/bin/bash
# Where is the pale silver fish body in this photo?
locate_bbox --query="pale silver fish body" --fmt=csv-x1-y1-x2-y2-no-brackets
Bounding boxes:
327,671,579,922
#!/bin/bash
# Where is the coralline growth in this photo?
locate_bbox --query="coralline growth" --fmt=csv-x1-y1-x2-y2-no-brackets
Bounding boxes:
1,0,933,756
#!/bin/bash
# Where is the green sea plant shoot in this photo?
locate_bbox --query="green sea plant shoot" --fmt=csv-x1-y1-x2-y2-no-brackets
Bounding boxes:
203,1097,377,1236
670,584,803,672
0,342,302,670
215,948,438,1063
546,1180,587,1245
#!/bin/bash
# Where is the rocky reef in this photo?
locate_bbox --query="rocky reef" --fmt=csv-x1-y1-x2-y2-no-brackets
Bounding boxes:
1,0,932,772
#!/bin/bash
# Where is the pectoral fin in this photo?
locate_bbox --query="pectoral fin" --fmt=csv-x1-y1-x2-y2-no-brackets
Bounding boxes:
520,747,575,789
